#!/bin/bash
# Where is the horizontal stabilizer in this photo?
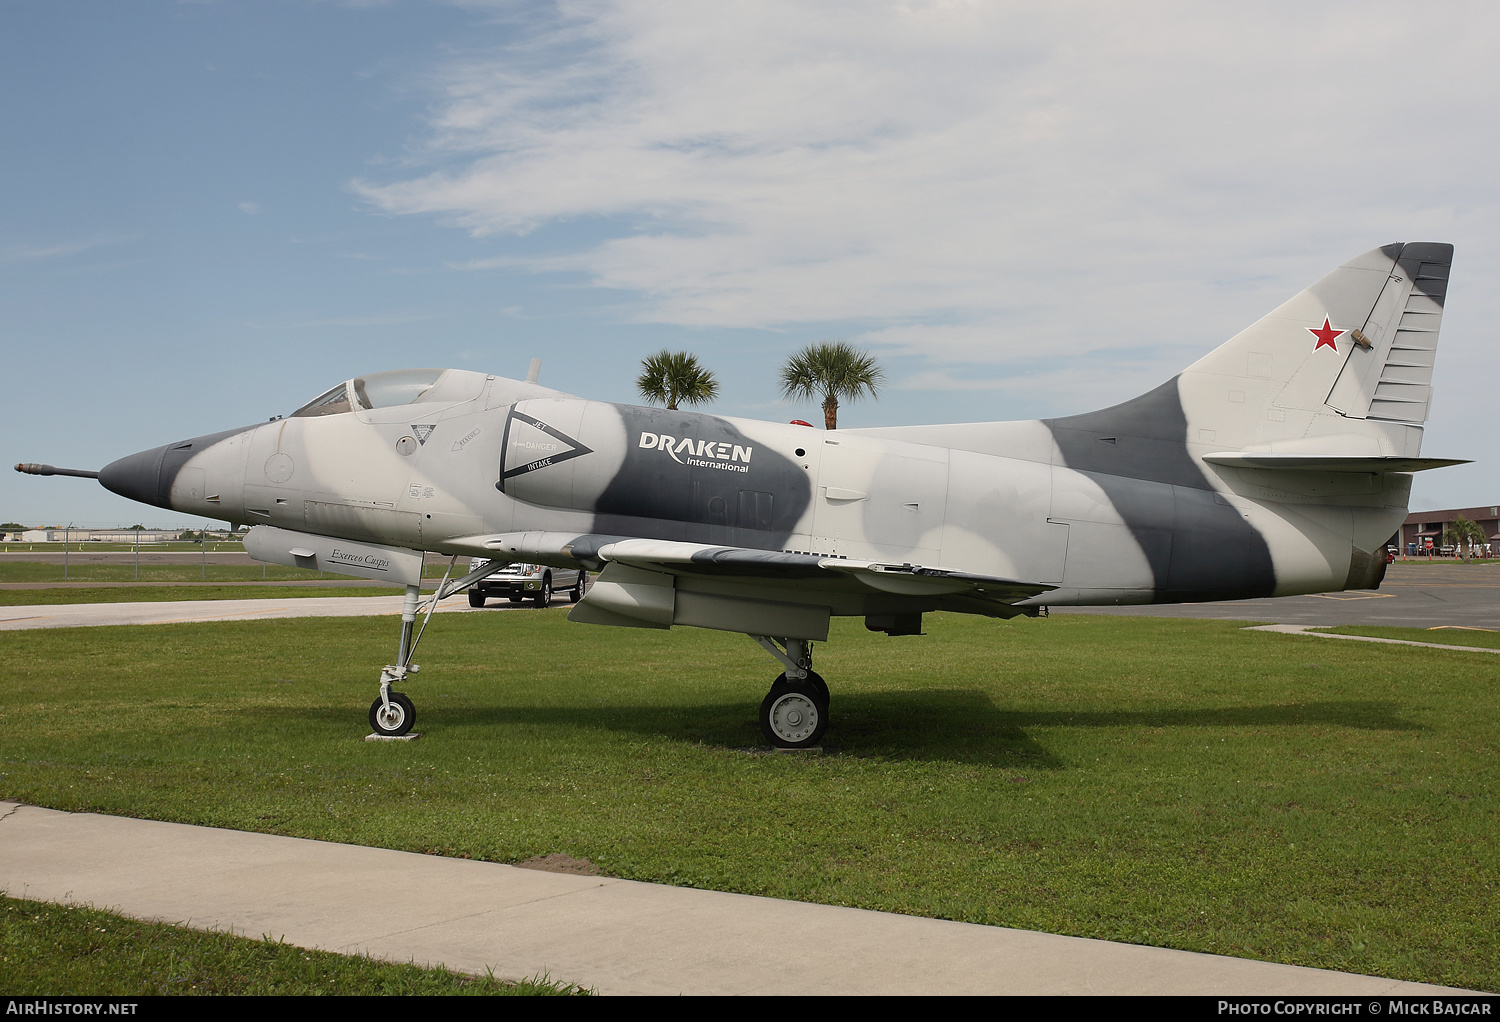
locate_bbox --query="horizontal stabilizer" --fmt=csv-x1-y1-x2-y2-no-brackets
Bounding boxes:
1202,453,1469,473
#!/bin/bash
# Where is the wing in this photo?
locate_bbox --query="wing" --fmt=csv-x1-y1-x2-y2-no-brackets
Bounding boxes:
445,532,1054,635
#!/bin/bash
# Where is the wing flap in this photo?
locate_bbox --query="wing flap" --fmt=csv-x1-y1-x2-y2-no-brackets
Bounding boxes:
1202,453,1469,473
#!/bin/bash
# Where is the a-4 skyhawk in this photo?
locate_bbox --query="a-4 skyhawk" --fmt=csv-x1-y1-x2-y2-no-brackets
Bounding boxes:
18,243,1468,748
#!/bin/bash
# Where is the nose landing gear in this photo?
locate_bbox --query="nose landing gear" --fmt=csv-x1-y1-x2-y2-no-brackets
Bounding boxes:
366,558,512,739
369,584,426,738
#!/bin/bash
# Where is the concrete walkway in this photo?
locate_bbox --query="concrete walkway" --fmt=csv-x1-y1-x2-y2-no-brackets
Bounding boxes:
0,594,480,631
0,802,1472,996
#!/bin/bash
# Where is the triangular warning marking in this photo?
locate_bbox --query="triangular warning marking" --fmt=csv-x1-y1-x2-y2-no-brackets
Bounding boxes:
497,410,594,492
412,424,437,445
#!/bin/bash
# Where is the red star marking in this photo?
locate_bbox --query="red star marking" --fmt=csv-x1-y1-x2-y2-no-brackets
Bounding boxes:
1308,317,1343,352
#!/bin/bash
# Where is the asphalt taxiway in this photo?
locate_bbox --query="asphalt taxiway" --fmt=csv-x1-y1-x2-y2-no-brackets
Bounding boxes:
1055,562,1500,629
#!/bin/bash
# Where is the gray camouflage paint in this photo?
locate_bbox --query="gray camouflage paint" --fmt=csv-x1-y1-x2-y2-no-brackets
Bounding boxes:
1043,378,1277,602
497,400,814,548
91,242,1458,630
98,424,259,509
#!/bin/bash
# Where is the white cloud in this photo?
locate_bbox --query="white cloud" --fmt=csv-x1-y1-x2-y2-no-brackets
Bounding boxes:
1,234,134,264
238,201,263,215
355,0,1500,381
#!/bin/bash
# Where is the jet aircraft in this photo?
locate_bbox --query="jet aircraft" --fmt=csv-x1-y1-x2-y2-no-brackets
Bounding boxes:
18,243,1468,748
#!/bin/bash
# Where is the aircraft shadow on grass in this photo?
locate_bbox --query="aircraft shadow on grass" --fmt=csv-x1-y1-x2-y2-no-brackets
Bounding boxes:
285,693,1423,768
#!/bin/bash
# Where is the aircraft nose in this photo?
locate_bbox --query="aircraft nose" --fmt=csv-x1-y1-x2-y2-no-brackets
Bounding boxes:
98,443,175,508
99,424,258,511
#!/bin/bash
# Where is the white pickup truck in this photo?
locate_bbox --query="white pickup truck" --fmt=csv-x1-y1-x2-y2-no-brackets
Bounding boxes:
467,559,587,608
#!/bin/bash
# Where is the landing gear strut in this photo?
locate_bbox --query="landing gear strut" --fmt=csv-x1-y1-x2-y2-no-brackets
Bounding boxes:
369,584,425,737
367,558,511,738
752,636,829,749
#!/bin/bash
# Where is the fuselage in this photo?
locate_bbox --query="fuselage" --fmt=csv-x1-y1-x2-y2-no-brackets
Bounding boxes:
99,367,1408,610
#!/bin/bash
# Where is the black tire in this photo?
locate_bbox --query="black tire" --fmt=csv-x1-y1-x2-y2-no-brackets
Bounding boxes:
771,671,829,709
572,572,587,602
468,590,485,608
801,670,830,708
759,679,827,749
534,576,552,608
369,692,415,737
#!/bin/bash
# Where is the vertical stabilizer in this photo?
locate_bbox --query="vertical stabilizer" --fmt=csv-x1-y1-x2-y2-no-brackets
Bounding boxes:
1176,243,1451,459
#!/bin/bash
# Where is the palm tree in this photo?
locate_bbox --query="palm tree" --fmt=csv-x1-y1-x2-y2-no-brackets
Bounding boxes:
1442,516,1485,562
636,351,720,411
778,340,885,430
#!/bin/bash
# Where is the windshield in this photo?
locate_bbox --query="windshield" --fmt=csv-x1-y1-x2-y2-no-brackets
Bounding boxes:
352,369,445,410
291,369,448,418
290,383,353,418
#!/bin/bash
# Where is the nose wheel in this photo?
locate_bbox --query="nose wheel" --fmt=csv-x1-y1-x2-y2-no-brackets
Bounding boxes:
369,691,415,736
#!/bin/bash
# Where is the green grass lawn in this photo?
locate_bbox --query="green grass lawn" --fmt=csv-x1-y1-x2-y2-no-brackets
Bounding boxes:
2,611,1496,991
0,562,456,585
0,895,586,995
0,562,331,584
1312,626,1500,650
0,585,404,606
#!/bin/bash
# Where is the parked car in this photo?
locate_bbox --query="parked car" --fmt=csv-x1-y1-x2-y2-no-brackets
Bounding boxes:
466,558,586,608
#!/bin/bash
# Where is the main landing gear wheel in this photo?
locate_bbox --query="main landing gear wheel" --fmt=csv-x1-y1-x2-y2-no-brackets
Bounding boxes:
759,678,828,749
750,636,830,749
789,670,828,708
468,590,485,608
534,577,552,608
369,691,415,737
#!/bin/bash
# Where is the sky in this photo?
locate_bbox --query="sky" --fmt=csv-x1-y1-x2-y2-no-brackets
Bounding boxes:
3,0,1496,528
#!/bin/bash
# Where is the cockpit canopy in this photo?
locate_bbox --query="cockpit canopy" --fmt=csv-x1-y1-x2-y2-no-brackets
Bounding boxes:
291,369,460,418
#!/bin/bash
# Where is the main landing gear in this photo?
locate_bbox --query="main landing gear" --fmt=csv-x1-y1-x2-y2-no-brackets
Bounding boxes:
751,636,829,749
